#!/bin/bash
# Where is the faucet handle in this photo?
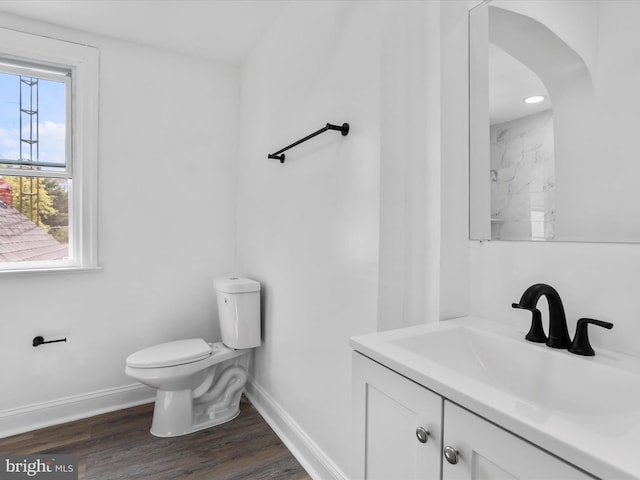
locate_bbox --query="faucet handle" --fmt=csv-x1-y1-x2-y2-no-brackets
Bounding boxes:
512,304,547,343
568,318,613,356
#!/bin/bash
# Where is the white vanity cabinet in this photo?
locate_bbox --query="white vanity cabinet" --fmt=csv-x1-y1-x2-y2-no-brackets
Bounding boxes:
352,352,443,479
352,352,594,480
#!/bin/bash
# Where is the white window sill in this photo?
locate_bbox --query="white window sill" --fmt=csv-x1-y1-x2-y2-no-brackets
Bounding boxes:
0,265,103,275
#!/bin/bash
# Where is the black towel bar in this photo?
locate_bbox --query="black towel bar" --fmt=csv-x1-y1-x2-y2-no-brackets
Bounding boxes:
268,122,349,163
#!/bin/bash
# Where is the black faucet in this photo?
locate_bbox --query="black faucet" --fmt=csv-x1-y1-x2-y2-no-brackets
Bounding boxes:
512,283,572,349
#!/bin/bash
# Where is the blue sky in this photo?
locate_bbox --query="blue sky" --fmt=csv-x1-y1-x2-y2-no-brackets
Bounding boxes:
0,71,66,166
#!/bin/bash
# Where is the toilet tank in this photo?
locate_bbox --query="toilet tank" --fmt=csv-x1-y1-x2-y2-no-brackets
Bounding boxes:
214,277,261,349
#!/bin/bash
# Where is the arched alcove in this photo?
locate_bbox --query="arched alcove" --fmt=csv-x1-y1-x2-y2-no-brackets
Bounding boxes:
488,5,596,240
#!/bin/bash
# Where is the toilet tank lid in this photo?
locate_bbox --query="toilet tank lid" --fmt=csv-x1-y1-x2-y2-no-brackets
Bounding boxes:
126,338,212,368
214,276,260,293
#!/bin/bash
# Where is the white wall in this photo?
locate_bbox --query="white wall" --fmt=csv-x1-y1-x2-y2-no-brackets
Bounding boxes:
569,0,640,241
0,13,239,424
376,0,471,330
469,241,640,358
377,0,443,330
236,1,380,477
234,2,476,476
439,0,473,321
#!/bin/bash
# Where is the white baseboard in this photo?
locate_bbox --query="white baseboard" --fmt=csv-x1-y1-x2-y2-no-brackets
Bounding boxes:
0,383,155,439
244,380,347,480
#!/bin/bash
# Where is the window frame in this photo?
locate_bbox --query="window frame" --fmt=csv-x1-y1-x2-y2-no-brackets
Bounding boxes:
0,59,71,174
0,27,99,273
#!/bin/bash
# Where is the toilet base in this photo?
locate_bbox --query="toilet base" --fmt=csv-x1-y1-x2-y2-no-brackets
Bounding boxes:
150,389,194,437
150,393,242,437
150,388,245,437
148,355,250,437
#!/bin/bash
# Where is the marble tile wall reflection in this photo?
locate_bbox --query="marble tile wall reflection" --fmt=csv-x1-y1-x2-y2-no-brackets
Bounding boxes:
490,109,556,240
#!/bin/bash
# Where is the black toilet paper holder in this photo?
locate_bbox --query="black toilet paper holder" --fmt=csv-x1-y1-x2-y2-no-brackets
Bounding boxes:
33,336,67,347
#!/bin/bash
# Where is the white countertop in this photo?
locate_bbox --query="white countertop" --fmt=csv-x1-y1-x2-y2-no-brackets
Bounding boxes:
350,316,640,480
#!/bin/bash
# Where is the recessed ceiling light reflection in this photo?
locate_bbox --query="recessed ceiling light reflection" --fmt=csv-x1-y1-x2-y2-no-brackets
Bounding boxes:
524,95,545,104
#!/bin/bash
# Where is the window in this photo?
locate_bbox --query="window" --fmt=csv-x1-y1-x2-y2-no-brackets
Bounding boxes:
0,28,98,272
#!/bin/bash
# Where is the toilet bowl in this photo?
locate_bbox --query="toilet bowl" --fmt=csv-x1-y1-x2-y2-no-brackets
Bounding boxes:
126,340,251,437
125,277,261,437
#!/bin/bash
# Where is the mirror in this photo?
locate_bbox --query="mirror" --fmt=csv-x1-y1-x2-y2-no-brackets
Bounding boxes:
469,1,640,242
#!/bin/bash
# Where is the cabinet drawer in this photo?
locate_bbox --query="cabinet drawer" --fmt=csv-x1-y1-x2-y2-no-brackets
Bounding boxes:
442,401,594,479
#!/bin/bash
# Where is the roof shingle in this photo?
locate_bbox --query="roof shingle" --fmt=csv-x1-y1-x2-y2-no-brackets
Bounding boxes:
0,200,68,262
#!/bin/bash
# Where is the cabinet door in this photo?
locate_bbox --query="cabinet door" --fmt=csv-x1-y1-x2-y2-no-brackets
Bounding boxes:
442,401,594,479
351,352,442,480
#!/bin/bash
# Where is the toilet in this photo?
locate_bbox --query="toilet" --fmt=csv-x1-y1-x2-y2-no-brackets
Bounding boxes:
125,277,261,437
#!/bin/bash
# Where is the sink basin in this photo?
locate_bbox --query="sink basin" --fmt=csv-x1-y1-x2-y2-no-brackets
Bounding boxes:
361,319,640,416
392,323,640,416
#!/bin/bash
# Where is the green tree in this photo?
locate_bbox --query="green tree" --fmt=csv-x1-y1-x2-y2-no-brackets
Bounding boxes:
40,178,69,243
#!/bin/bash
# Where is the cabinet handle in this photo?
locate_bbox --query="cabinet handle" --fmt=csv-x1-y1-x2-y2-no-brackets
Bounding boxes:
415,426,430,444
444,445,459,465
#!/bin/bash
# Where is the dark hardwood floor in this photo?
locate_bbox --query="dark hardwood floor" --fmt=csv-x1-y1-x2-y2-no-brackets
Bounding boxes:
0,398,311,480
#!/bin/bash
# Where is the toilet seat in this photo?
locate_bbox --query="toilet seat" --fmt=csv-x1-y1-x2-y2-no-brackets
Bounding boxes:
126,338,212,368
